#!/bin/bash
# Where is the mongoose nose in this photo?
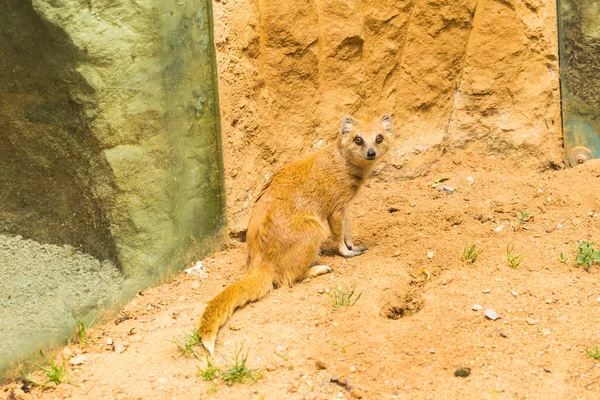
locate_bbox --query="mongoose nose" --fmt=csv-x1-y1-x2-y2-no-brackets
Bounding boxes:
367,149,377,159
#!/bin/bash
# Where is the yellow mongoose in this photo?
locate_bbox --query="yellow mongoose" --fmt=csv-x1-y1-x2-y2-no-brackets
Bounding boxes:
198,114,393,355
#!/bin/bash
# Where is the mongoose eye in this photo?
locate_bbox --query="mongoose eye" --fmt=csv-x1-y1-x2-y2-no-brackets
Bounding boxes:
376,134,384,144
354,136,363,146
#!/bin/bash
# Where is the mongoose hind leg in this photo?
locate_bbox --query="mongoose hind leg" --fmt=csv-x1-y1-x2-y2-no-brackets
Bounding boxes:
305,264,333,278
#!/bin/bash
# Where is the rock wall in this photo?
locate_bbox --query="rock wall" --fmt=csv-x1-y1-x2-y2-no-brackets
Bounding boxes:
213,0,563,233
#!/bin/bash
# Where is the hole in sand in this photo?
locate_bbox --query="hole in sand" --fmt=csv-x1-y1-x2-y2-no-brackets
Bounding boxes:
380,290,423,320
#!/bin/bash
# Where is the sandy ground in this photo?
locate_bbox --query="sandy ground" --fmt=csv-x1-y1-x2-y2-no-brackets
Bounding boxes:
2,152,600,400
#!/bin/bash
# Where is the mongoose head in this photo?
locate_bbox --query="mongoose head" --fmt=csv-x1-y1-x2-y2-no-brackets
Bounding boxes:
338,114,392,167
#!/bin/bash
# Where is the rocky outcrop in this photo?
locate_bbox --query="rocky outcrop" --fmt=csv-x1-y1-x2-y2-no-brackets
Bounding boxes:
213,0,562,233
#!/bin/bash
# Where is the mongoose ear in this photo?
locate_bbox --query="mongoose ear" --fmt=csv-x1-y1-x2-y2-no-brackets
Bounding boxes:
340,115,355,135
381,114,393,134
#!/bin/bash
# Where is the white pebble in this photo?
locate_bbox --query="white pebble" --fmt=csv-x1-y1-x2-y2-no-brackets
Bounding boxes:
472,304,483,311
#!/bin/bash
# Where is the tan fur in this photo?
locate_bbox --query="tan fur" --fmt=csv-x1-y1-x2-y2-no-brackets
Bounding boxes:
197,114,393,355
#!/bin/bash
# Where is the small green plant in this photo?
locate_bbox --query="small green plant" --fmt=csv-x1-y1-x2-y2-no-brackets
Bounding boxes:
274,351,294,370
575,241,600,271
506,243,525,269
21,350,71,387
197,344,262,387
172,329,201,356
559,252,568,264
585,344,600,361
517,210,531,227
72,312,92,345
328,284,362,309
198,357,221,381
206,383,217,394
221,345,262,385
461,243,482,264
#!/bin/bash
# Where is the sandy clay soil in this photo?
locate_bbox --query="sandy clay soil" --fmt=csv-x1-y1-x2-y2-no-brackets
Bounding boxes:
2,152,600,400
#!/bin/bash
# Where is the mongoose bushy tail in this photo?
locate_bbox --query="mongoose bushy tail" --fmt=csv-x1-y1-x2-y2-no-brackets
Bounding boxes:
198,266,273,356
197,114,393,356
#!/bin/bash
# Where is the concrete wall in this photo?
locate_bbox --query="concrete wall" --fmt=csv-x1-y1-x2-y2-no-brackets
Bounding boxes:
0,0,226,279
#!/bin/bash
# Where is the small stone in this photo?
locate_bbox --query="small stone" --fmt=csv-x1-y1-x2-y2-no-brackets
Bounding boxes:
493,225,505,232
454,367,471,377
466,177,474,185
191,281,200,289
597,296,600,302
350,366,356,372
546,298,554,304
441,275,453,285
541,328,551,336
526,318,539,325
106,338,113,346
62,347,73,359
276,345,286,352
482,288,491,293
485,309,499,320
184,261,205,276
438,185,455,194
427,251,434,259
317,288,324,294
69,355,87,365
266,363,277,371
114,340,127,354
511,291,518,297
315,359,327,370
472,304,483,311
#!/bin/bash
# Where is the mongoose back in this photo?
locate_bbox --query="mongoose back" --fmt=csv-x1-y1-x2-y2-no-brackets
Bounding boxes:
198,114,393,355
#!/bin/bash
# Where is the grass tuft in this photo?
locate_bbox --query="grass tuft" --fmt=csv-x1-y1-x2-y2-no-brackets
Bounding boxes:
21,350,72,388
461,243,482,264
221,345,262,385
328,284,362,309
72,312,92,346
198,357,221,381
197,344,262,387
172,329,201,356
585,344,600,361
506,243,525,269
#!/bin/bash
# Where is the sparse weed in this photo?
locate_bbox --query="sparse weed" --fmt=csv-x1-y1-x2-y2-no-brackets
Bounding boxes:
574,241,600,271
461,243,482,264
559,252,568,264
274,351,294,370
172,329,201,356
198,344,262,387
585,344,600,361
206,383,217,394
21,350,71,387
198,357,221,381
328,284,362,309
72,312,92,345
517,211,531,227
221,345,262,385
506,243,525,269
